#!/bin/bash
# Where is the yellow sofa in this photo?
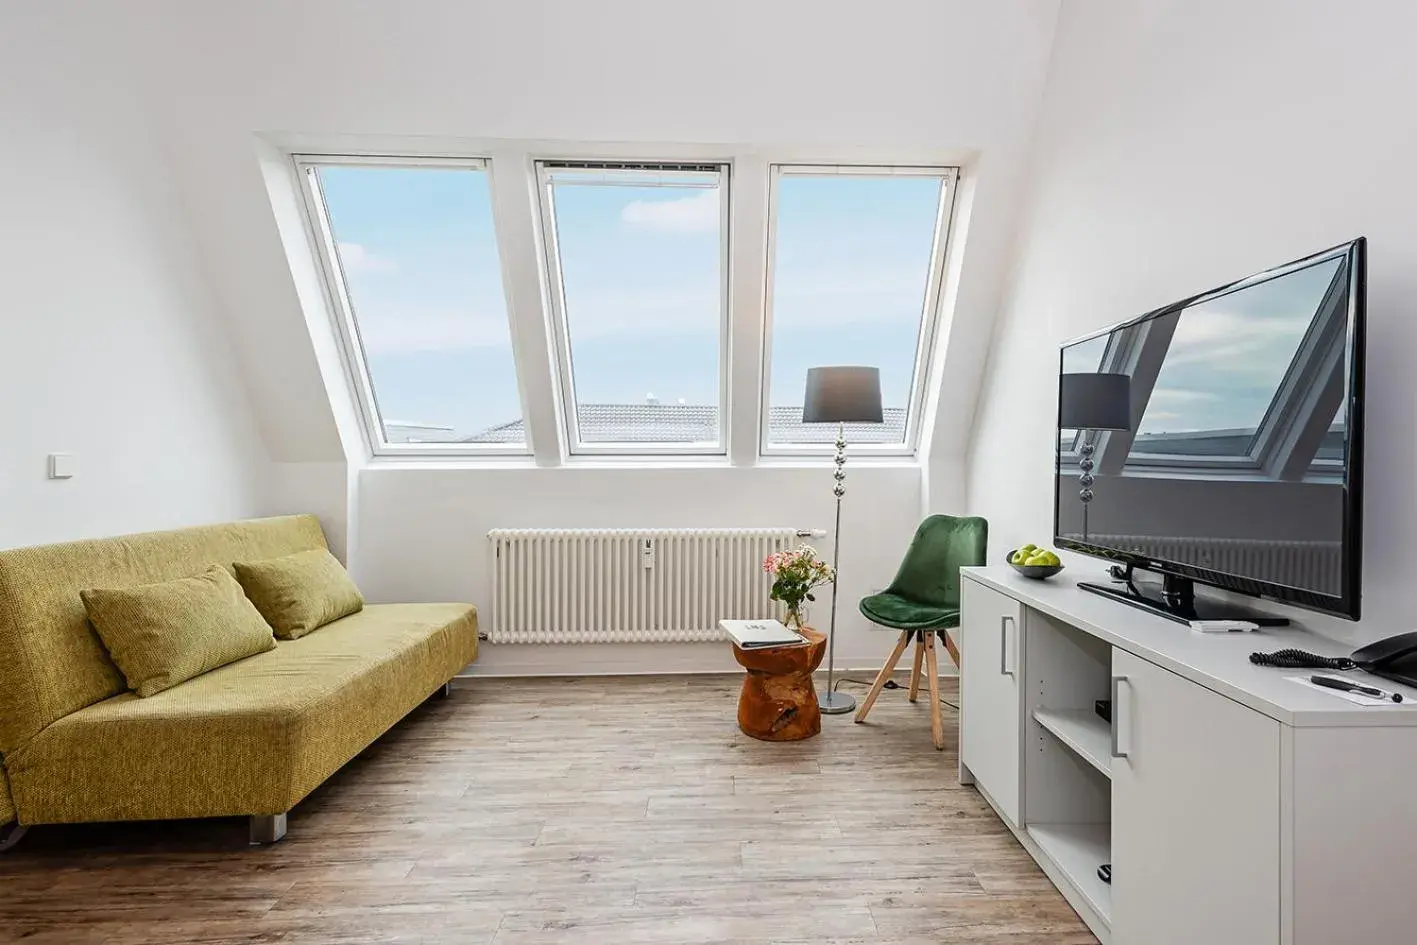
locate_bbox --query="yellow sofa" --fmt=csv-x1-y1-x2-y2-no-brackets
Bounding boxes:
0,514,477,847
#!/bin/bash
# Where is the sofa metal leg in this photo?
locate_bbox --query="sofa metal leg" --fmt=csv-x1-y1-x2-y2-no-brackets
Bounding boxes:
436,681,453,699
249,813,287,845
0,823,27,852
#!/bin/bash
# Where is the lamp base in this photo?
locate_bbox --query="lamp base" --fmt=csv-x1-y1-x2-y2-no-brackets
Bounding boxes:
818,689,856,715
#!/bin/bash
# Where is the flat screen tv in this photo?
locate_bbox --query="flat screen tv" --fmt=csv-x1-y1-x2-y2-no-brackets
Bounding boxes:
1054,238,1366,623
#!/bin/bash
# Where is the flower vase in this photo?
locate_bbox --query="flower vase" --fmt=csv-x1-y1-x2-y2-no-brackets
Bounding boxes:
785,605,810,633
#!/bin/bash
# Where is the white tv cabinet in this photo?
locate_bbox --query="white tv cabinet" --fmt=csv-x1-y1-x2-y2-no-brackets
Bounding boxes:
958,566,1417,945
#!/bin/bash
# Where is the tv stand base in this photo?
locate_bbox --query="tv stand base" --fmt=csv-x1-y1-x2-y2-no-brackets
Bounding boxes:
1078,570,1289,627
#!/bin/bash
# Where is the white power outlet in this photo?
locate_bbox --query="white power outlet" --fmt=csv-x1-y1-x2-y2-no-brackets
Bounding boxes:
48,453,75,480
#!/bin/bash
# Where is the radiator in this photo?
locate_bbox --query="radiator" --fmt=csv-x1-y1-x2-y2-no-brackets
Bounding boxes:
486,528,806,644
1086,534,1343,595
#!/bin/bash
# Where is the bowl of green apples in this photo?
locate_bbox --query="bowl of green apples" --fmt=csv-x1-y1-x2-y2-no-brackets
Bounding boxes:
1007,544,1064,579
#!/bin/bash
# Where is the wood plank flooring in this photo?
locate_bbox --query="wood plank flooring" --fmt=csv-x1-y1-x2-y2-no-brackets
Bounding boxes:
0,674,1097,944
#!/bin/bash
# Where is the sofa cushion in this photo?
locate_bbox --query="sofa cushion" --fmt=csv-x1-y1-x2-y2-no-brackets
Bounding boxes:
6,603,477,825
234,548,364,640
82,566,277,697
0,515,327,757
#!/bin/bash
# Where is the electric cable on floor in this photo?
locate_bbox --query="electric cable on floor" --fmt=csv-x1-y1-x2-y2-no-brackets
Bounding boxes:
832,676,959,711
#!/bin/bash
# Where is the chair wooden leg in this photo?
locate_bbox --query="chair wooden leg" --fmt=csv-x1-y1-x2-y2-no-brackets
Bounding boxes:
907,634,926,702
854,631,911,724
941,629,962,670
924,631,945,750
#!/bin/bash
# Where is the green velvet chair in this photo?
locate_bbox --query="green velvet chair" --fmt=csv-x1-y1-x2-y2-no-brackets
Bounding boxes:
853,514,988,749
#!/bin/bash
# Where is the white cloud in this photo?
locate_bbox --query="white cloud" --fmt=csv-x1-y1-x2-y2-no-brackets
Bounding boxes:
358,309,510,355
620,190,719,235
560,286,720,338
338,242,397,274
558,264,925,340
770,265,926,329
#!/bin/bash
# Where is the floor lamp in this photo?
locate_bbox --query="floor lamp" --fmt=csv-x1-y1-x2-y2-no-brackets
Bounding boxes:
1059,372,1132,541
803,366,884,715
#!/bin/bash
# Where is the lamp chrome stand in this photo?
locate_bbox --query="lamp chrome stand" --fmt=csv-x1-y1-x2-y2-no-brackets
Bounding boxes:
819,422,856,715
1078,439,1096,540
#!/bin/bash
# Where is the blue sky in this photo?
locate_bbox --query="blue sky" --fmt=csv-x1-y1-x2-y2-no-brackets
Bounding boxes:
319,165,945,442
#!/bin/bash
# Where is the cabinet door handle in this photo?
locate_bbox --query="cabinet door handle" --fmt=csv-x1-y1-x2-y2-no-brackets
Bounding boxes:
999,615,1016,677
1111,675,1132,759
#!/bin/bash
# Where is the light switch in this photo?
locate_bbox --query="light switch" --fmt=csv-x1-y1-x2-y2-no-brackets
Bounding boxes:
48,453,75,479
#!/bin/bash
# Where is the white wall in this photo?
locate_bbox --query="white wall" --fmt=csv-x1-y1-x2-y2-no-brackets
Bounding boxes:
969,0,1417,645
0,6,269,548
356,465,924,674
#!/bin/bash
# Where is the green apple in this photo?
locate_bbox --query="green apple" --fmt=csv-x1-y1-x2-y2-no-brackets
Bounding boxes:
1039,551,1061,566
1025,555,1049,567
1020,543,1038,554
1011,550,1030,565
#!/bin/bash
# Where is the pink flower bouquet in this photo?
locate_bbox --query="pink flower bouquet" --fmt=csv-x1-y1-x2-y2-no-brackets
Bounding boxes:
762,545,836,628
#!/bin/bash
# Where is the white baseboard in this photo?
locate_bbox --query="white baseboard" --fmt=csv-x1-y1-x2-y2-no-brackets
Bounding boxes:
455,641,959,679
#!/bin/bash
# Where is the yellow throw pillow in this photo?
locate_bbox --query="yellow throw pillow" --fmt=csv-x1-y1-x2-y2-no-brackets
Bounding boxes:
233,548,364,640
81,566,277,697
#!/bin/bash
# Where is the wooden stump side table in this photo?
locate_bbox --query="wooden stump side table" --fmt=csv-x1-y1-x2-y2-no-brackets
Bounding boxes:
731,627,827,741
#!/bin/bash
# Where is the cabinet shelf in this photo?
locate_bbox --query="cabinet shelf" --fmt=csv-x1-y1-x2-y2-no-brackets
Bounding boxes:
1034,707,1112,778
1027,822,1112,928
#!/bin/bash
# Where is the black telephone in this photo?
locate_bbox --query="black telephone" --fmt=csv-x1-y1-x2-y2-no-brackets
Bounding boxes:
1250,631,1417,689
1352,632,1417,689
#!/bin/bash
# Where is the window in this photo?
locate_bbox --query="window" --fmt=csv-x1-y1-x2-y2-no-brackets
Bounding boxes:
298,156,525,452
761,165,957,452
289,149,969,464
535,161,729,453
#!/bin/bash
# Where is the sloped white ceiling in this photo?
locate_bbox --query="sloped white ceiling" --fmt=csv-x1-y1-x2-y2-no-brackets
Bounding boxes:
75,0,1062,465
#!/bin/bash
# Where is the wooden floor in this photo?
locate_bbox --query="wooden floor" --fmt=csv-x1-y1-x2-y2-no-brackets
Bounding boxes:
0,674,1097,945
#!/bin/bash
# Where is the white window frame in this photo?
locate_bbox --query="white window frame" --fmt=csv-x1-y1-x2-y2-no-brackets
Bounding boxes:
293,153,530,457
532,159,732,456
758,164,960,457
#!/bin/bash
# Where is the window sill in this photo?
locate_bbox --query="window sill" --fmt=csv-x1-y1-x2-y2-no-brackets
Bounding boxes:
360,455,922,472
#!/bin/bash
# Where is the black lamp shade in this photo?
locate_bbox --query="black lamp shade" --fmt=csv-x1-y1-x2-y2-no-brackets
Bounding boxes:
802,366,884,424
1060,373,1132,430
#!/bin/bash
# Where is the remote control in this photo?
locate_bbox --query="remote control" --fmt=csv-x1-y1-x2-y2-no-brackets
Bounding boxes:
1188,619,1260,632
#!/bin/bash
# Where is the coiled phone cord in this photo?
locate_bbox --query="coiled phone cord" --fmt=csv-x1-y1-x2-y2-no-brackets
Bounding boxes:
1249,648,1356,671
